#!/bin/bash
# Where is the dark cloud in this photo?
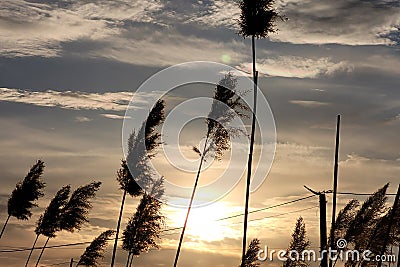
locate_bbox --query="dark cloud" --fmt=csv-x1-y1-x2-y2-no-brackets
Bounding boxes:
2,0,399,62
275,0,400,45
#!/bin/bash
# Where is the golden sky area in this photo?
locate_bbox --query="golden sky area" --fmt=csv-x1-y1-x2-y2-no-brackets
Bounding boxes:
0,0,399,266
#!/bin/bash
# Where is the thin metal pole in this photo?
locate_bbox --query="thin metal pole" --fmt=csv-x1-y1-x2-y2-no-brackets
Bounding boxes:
329,114,340,267
241,34,258,267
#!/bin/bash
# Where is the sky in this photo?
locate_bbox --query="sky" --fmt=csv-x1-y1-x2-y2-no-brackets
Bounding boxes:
0,0,399,266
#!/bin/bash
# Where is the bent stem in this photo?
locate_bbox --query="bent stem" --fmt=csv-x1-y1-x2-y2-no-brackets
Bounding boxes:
0,215,10,240
125,251,132,267
25,234,40,267
35,236,50,267
111,189,127,267
129,253,134,267
173,132,210,267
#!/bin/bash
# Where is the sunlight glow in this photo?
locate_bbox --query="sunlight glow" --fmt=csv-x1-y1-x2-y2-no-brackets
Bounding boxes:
168,202,238,242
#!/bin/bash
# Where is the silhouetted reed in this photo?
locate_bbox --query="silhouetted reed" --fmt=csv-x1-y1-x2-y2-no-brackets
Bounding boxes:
1,160,45,239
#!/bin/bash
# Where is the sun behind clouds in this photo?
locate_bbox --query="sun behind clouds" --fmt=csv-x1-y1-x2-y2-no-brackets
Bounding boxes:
167,202,239,243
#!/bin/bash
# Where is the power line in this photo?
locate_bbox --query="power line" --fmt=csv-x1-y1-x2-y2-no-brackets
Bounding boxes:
0,241,92,253
0,190,393,254
162,194,317,233
0,238,123,253
161,190,396,234
336,192,397,196
229,205,319,225
162,226,184,233
46,260,71,266
216,194,317,221
161,204,319,234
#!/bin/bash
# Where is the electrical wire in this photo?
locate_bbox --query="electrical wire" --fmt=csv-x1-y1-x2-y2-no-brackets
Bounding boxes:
336,192,397,196
217,194,317,221
161,194,317,233
1,190,395,254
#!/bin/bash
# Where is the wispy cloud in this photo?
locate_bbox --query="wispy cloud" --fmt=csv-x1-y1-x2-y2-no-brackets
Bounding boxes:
100,113,129,120
289,100,331,108
75,116,92,122
2,0,398,62
238,56,353,78
385,114,400,125
92,31,247,66
187,0,241,28
72,0,163,23
0,0,121,57
0,0,162,57
0,88,139,111
179,0,400,46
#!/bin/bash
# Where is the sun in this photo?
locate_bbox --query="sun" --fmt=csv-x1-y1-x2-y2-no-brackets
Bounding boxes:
167,202,237,242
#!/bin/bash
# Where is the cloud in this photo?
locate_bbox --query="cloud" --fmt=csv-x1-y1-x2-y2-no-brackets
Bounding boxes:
274,141,331,163
100,113,128,120
0,0,122,57
1,0,399,62
184,0,400,46
187,0,241,28
238,56,353,78
0,0,162,57
91,29,247,66
384,114,400,125
72,0,163,23
75,116,92,122
338,153,400,192
0,0,240,62
360,54,400,75
273,0,400,45
289,100,331,108
0,87,138,111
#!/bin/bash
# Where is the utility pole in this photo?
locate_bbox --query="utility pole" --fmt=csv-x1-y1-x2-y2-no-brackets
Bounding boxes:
320,193,328,267
304,186,328,267
329,114,341,267
377,184,400,267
